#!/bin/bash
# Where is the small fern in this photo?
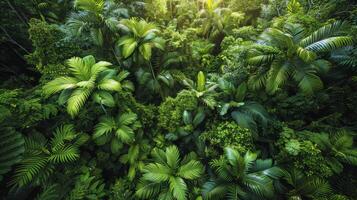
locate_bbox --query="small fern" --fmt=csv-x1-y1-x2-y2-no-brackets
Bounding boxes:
10,125,88,187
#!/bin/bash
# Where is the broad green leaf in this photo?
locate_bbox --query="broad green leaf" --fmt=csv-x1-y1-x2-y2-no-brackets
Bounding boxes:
192,111,205,127
97,79,121,92
122,41,138,58
92,91,115,107
236,82,247,102
197,71,206,92
139,43,152,60
182,110,192,125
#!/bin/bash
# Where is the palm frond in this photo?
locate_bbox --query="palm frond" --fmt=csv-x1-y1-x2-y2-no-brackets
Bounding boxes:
247,54,276,66
115,125,135,143
300,21,349,47
135,179,161,199
43,77,78,96
35,184,60,200
67,88,92,117
67,56,91,80
94,116,116,139
74,0,104,13
11,155,48,187
177,160,204,180
50,125,76,151
142,163,171,182
0,128,25,181
244,174,273,198
165,146,180,169
297,47,317,62
305,36,353,53
48,145,79,163
266,61,291,94
202,181,227,200
118,112,138,126
296,72,323,95
169,177,187,200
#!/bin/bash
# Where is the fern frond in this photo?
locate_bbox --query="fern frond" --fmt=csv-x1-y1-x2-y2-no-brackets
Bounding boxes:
0,128,25,181
11,155,48,187
51,125,76,152
94,116,116,139
48,145,79,163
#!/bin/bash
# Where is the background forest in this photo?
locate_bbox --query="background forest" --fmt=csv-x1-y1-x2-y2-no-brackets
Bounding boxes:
0,0,357,199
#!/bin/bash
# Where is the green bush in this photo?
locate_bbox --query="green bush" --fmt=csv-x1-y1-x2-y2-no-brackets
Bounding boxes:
158,90,198,132
201,121,254,154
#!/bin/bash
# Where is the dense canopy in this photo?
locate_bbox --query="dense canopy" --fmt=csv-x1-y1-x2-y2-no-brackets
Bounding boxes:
0,0,356,199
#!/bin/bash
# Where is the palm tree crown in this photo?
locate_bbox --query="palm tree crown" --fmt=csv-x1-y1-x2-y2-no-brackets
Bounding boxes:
117,18,165,61
93,111,141,153
182,71,218,109
43,55,126,117
67,0,129,46
135,145,204,200
202,147,284,199
248,21,353,95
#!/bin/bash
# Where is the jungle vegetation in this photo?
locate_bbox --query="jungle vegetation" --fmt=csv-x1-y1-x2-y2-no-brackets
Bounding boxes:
0,0,356,199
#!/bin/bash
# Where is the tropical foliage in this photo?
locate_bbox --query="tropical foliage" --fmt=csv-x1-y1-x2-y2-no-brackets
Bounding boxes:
0,0,356,199
202,147,283,199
